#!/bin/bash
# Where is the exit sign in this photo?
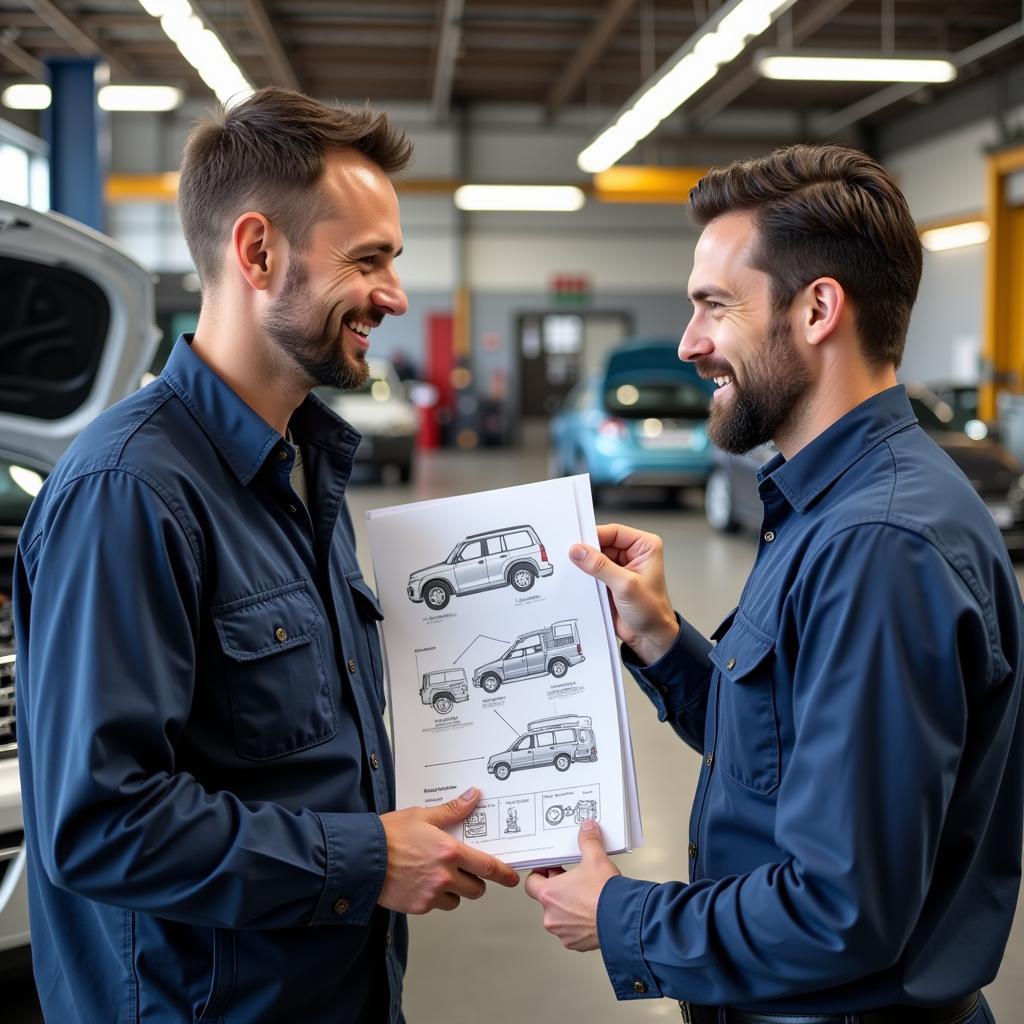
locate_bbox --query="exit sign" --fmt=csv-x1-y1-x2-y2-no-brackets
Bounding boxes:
550,274,591,305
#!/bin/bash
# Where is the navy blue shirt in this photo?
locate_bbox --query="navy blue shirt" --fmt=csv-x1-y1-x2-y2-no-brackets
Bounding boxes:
14,336,406,1023
598,386,1024,1012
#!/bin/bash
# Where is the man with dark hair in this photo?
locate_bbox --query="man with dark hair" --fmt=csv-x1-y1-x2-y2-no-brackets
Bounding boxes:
14,87,517,1024
526,144,1022,1024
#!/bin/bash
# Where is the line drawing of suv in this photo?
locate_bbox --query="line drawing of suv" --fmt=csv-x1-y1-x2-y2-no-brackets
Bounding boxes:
420,667,469,715
406,524,554,611
0,199,160,976
472,619,584,694
486,715,597,781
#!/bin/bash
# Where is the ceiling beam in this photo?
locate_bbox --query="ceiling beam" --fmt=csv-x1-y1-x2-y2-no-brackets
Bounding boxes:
23,0,136,78
692,0,857,125
0,28,45,79
545,0,642,122
237,0,300,91
431,0,463,123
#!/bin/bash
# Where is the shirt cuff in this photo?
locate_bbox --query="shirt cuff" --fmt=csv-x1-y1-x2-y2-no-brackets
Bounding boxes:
597,874,662,999
310,811,388,926
622,614,713,722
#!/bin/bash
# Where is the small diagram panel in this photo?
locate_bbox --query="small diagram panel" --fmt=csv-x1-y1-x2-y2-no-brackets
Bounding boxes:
473,620,585,694
486,713,597,781
419,667,469,714
542,784,601,831
462,799,498,841
406,524,555,610
499,794,536,837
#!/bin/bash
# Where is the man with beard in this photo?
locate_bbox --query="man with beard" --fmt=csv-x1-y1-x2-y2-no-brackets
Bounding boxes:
526,145,1022,1024
13,87,518,1024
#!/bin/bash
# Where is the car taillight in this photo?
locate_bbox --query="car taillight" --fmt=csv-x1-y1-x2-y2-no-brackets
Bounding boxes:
598,417,627,440
540,544,548,562
576,643,581,655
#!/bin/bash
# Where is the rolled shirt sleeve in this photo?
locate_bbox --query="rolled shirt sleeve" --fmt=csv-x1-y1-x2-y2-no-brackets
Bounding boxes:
15,468,386,929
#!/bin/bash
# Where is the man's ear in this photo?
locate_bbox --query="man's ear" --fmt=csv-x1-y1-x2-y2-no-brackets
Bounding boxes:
230,212,277,292
797,277,846,349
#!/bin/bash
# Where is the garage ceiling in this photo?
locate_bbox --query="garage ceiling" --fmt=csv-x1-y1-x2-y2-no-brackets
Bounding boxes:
0,0,1022,133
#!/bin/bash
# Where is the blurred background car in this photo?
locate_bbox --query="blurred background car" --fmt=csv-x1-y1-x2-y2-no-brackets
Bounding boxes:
704,383,1024,555
549,339,714,502
315,357,420,484
0,199,160,976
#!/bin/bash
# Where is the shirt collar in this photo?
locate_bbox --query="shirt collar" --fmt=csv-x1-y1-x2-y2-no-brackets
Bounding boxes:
160,334,360,486
760,385,918,513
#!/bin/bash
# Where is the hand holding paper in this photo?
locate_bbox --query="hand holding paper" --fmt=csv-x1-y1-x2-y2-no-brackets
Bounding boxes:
569,523,679,667
379,788,520,914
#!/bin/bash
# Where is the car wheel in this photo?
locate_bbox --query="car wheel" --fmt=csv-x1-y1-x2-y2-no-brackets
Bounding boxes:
432,694,454,715
424,582,451,609
510,565,535,592
545,806,565,826
554,753,571,772
494,762,511,781
480,673,501,694
705,468,739,533
548,657,569,678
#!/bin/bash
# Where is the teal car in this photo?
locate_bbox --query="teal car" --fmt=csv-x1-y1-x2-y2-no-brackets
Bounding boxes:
549,340,714,497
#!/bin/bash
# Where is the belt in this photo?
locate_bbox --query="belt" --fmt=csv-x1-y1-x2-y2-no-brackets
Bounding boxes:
679,991,981,1024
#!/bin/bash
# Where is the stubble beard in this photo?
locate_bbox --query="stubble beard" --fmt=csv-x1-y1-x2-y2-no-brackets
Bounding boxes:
262,256,370,391
707,309,811,455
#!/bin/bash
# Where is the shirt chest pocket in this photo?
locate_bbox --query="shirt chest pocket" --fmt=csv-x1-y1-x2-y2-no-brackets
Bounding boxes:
212,582,337,761
709,611,780,795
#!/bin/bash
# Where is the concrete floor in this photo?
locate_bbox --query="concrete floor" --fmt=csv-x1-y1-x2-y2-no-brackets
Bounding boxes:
6,444,1024,1021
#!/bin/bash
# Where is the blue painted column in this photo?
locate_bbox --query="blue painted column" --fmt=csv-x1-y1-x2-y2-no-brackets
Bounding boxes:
43,57,108,231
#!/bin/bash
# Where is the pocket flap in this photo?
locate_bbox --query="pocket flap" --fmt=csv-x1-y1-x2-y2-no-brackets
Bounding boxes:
346,573,384,621
708,612,774,682
213,582,321,662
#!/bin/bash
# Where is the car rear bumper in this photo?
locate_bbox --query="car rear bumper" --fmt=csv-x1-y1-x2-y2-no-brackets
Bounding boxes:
539,564,554,577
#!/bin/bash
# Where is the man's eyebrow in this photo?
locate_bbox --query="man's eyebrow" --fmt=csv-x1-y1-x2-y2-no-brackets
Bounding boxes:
357,241,403,257
689,286,732,303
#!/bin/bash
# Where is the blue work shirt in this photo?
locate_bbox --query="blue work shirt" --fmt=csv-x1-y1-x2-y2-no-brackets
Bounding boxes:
598,386,1024,1012
14,336,405,1023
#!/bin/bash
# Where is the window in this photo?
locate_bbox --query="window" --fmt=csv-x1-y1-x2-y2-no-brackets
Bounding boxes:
483,537,503,555
512,736,533,751
553,622,574,639
502,531,534,551
534,732,556,747
518,634,541,650
460,540,484,560
553,729,576,744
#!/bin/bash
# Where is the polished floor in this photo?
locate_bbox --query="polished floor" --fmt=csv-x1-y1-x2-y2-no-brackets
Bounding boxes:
6,445,1024,1022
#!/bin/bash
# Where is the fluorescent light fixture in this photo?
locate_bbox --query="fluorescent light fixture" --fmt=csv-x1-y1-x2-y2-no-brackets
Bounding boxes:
3,83,184,111
756,51,957,83
2,84,50,109
453,185,586,212
578,0,799,174
137,0,253,106
920,220,989,252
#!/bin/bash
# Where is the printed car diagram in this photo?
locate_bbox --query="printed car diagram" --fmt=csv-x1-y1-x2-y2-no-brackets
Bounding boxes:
473,619,584,693
419,667,469,714
406,524,554,610
487,715,597,782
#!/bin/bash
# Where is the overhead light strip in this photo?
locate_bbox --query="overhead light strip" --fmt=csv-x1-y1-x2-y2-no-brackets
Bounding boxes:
453,185,586,212
136,0,253,106
2,83,185,111
756,51,957,83
577,0,799,174
920,220,989,252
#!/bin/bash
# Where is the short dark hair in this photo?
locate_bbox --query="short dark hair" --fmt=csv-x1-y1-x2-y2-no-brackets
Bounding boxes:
688,144,922,368
177,86,413,287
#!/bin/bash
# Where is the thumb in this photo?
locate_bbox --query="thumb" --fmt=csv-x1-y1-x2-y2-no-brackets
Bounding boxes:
425,787,480,828
569,543,627,589
578,818,606,860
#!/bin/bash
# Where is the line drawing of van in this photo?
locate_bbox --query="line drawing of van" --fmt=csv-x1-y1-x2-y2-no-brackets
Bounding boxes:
486,714,597,782
419,667,469,715
406,525,554,611
472,620,584,694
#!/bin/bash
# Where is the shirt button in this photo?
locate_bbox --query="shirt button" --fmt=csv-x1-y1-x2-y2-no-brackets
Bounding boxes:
726,657,736,670
688,842,698,859
705,751,714,767
333,897,350,916
633,980,647,994
764,530,775,542
275,627,288,642
288,504,298,514
348,657,357,673
276,447,289,461
370,752,380,770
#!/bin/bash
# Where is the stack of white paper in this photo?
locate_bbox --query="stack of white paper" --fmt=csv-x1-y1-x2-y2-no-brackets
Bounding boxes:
366,475,642,869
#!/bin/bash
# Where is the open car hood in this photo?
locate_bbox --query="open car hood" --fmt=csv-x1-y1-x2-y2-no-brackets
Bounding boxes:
0,200,161,467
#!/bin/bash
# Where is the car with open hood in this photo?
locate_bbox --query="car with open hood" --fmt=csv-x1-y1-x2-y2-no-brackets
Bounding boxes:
0,199,160,974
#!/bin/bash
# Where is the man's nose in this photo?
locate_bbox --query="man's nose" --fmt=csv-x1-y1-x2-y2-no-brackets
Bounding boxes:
678,317,712,363
371,268,408,317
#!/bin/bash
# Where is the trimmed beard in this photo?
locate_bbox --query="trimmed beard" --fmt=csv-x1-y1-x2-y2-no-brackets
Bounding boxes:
708,308,811,454
262,256,370,391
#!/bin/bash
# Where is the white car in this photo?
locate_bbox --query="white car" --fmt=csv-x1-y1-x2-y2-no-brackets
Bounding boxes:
315,358,419,483
0,199,159,974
